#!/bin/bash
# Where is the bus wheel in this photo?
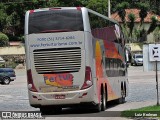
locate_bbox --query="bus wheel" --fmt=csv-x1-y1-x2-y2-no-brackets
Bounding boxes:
40,107,53,115
54,107,62,114
116,89,125,104
94,90,106,112
101,91,106,111
40,106,62,115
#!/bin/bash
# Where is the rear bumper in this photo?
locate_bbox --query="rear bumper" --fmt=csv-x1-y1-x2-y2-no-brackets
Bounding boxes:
28,86,98,108
10,77,16,81
136,62,143,65
31,101,97,108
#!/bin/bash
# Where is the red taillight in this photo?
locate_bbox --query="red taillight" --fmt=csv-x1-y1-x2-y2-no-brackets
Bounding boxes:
29,10,34,14
27,69,38,92
76,7,81,11
81,66,93,90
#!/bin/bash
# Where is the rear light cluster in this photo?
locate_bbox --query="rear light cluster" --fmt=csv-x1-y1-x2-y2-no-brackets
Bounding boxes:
76,7,81,11
29,10,34,14
81,66,93,90
27,69,38,92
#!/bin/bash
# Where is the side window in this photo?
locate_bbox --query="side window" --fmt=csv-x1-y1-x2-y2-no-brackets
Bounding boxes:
0,69,3,73
6,69,13,72
88,12,117,42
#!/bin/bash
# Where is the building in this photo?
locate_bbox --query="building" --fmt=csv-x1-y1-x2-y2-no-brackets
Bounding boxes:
0,43,25,68
111,9,160,43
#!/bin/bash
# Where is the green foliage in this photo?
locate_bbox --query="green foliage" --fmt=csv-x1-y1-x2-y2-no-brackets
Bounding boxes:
121,105,160,117
139,28,147,42
137,2,149,26
134,29,141,41
128,13,135,37
154,27,160,42
58,0,87,7
47,0,60,7
0,0,159,43
147,16,158,34
115,1,159,43
0,4,7,31
128,13,135,22
116,2,129,10
87,0,108,15
18,36,25,43
116,2,129,23
0,33,9,47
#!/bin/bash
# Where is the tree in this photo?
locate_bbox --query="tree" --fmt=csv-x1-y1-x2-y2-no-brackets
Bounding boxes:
0,0,158,43
87,0,108,15
128,13,135,38
57,0,87,7
116,2,129,23
0,3,7,32
137,2,149,27
154,26,160,43
147,16,158,34
0,33,9,47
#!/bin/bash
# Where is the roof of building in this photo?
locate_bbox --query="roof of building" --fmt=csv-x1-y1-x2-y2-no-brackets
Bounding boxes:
111,9,160,23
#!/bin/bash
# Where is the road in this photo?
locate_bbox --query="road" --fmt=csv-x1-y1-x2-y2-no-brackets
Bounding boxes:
127,66,158,102
0,66,159,119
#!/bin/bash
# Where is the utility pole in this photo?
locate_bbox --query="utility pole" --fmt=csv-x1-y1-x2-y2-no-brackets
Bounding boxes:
108,0,111,18
155,60,159,105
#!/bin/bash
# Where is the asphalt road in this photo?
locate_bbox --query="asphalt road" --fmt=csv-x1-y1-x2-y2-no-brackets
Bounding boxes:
0,66,159,119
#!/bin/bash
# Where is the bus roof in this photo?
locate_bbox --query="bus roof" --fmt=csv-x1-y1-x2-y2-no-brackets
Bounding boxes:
27,7,118,25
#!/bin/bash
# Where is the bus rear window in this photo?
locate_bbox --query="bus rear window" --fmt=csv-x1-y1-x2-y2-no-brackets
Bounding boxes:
28,9,84,34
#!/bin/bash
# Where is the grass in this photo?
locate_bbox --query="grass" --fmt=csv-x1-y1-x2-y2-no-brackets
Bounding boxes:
121,105,160,117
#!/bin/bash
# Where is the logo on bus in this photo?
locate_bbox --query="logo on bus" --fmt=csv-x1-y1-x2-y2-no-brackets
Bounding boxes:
43,73,73,87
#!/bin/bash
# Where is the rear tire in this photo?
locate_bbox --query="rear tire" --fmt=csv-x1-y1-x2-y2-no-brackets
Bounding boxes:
131,63,133,66
116,89,125,104
40,106,62,115
94,90,106,112
134,62,137,66
55,107,62,114
101,91,106,111
40,107,52,115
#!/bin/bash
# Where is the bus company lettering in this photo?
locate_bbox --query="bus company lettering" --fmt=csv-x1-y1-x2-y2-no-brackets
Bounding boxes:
43,73,73,87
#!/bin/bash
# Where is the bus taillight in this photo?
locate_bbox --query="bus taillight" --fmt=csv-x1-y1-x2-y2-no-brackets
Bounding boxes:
29,10,34,14
81,66,93,90
76,7,81,11
27,69,38,92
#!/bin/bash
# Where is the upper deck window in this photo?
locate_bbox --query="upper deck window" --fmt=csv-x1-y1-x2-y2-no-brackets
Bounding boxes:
29,9,84,34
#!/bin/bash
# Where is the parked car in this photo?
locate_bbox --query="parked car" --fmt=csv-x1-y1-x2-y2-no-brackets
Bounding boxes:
131,54,143,66
0,68,16,85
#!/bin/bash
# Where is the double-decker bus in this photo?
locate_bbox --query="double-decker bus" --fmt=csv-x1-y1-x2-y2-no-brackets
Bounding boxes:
25,7,128,114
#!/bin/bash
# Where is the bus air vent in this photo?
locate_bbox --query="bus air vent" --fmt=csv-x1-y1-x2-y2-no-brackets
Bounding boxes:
33,47,81,74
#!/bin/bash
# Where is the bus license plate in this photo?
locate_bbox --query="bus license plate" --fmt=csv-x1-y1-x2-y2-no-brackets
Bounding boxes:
55,95,65,99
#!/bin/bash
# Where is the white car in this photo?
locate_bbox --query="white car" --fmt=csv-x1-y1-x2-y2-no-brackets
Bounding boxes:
131,54,143,66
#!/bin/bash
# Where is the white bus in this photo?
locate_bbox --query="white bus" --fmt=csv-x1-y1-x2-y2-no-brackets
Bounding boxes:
25,7,128,114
